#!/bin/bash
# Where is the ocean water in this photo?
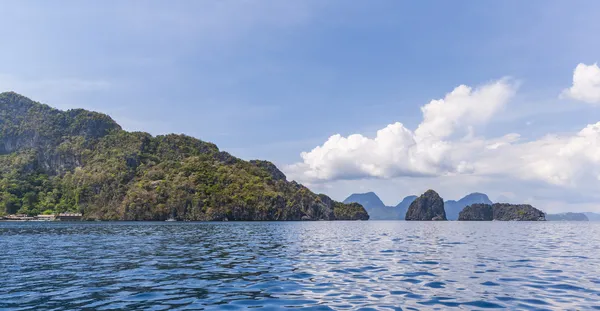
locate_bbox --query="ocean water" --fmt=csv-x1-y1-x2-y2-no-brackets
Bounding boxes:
1,221,599,310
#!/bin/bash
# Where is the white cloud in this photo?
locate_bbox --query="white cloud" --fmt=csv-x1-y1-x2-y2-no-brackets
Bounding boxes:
288,67,600,199
562,63,600,104
287,79,518,181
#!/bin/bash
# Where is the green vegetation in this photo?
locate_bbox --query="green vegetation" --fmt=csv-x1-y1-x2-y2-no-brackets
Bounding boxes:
0,92,368,221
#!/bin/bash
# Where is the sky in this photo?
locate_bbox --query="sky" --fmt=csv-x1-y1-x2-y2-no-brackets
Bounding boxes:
2,1,600,213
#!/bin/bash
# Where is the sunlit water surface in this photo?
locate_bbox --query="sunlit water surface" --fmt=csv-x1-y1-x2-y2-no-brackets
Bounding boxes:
1,221,599,310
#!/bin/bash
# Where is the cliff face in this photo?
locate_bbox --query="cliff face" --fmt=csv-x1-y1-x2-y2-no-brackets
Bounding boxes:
458,203,494,221
405,190,447,221
0,92,368,221
459,203,545,221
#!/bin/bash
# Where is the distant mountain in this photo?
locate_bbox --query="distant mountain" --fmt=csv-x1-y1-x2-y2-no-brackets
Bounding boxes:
343,192,398,220
445,193,493,220
344,191,494,220
583,212,600,221
395,195,417,219
343,192,385,209
546,213,589,221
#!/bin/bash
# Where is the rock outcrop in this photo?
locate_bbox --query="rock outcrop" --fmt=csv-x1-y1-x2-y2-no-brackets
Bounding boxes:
458,203,494,221
458,203,546,221
405,190,447,221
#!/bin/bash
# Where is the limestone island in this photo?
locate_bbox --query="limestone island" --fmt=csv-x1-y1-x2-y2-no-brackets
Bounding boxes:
458,203,546,221
0,92,368,221
405,190,447,221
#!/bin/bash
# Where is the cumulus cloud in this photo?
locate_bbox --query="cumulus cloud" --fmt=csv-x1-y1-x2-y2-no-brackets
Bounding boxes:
288,69,600,192
562,63,600,104
287,79,518,181
287,64,600,212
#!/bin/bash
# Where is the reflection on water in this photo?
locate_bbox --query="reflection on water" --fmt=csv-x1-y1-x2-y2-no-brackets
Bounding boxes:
1,221,599,310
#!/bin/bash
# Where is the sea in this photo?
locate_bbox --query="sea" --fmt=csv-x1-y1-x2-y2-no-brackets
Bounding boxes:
1,221,599,310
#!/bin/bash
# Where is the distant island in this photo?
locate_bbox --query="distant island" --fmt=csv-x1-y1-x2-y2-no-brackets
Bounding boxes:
344,191,492,220
0,92,368,221
546,212,589,221
345,190,550,221
459,203,546,221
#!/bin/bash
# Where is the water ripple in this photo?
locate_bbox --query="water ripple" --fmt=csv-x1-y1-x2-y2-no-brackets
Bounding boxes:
1,221,600,310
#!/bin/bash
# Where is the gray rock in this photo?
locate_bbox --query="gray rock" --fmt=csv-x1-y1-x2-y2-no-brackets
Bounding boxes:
458,204,494,221
405,190,447,221
459,203,545,221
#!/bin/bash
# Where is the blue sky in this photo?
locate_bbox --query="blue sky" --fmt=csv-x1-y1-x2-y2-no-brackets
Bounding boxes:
2,1,600,212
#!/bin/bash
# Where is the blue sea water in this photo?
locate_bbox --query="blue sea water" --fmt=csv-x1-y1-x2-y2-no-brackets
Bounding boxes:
1,221,599,310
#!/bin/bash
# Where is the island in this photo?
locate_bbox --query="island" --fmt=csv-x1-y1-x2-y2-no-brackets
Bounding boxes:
0,92,368,221
405,190,447,221
458,203,546,221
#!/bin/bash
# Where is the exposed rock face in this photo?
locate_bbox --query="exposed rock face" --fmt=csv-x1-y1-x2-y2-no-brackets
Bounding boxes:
493,204,546,221
405,190,447,221
459,203,546,221
445,192,493,220
458,204,494,221
546,212,588,221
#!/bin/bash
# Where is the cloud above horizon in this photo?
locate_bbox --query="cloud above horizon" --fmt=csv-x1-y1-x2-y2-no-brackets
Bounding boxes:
562,63,600,104
287,64,600,195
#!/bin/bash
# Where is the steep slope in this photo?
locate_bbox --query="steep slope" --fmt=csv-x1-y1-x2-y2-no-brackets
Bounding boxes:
445,192,493,220
405,190,447,221
0,92,368,221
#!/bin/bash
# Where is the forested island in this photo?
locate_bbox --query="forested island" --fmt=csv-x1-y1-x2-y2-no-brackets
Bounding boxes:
0,92,368,221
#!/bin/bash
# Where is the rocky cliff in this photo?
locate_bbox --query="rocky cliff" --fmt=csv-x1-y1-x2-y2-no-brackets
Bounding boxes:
0,92,369,221
405,190,447,221
457,204,494,221
459,203,545,221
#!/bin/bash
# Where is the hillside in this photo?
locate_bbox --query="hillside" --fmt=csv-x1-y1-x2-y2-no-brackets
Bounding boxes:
0,92,368,221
